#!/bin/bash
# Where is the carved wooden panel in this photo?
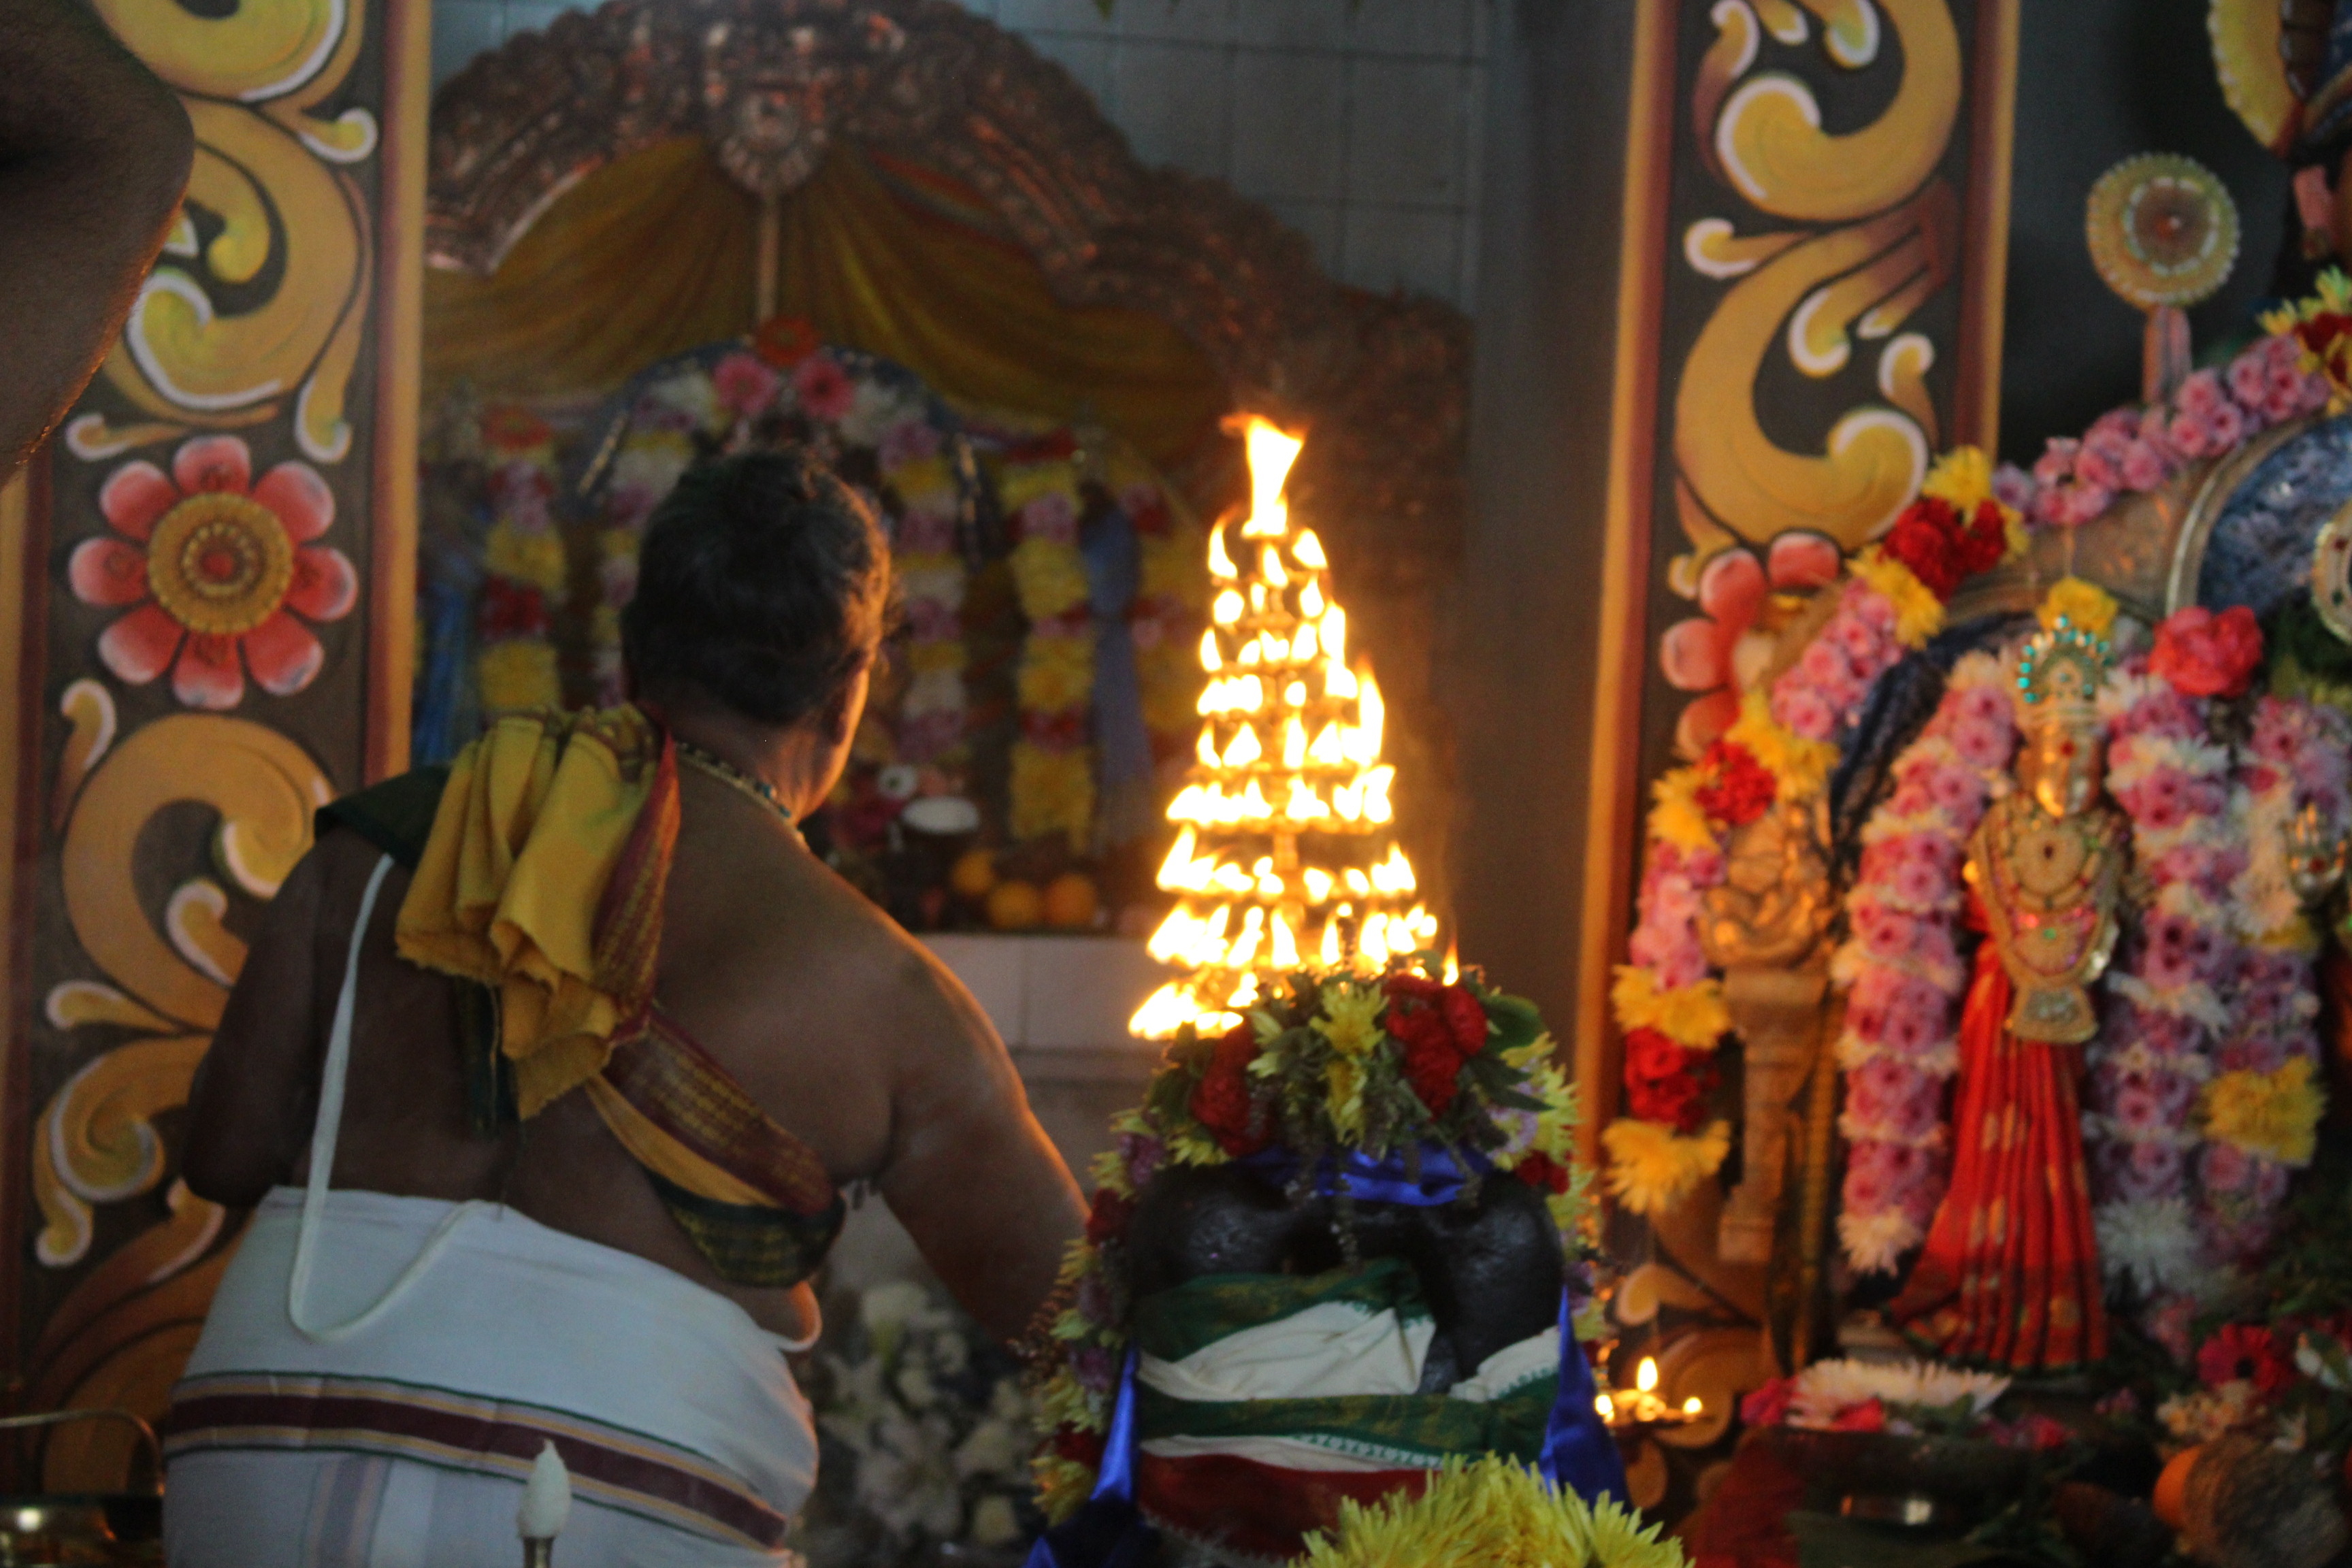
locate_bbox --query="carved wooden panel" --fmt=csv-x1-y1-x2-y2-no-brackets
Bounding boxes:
5,0,428,1485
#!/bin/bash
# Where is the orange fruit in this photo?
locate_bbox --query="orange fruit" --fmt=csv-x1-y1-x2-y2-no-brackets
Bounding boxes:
985,879,1043,930
2153,1444,2200,1529
1043,872,1100,930
949,847,998,900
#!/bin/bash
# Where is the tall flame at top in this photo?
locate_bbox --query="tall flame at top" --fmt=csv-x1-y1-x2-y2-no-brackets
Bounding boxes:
1129,417,1439,1039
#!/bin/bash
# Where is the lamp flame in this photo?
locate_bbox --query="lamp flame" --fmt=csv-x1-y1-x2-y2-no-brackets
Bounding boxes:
1130,415,1441,1040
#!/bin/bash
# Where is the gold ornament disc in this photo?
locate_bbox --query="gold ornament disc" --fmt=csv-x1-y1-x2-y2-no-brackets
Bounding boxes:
2086,152,2240,310
146,491,294,636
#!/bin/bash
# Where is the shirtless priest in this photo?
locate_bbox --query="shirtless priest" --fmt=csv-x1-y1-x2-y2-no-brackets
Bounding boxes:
165,451,1086,1565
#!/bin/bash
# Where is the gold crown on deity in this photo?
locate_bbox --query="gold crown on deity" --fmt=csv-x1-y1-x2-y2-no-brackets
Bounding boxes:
2014,617,2113,727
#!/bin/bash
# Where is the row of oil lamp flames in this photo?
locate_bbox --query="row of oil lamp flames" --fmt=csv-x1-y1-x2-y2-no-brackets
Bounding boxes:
1595,1356,1703,1432
1127,419,1434,1039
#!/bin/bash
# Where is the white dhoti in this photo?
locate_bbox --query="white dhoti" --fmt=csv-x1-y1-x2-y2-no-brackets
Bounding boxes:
163,856,817,1566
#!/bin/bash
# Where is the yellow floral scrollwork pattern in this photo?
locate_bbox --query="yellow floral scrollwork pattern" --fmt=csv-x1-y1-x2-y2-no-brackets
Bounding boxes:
67,0,373,466
1675,0,1969,560
29,703,328,1488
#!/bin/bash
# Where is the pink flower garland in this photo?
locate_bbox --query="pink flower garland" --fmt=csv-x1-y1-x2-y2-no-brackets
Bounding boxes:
1833,651,2016,1275
2202,696,2352,1260
2085,657,2239,1301
1767,578,1907,740
2006,335,2330,527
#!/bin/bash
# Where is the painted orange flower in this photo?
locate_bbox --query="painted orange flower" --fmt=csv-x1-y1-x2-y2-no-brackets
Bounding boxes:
71,436,357,709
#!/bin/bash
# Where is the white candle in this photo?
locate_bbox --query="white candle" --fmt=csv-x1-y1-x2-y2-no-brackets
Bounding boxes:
518,1441,572,1541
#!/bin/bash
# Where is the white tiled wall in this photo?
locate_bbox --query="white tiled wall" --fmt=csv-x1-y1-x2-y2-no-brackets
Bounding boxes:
428,0,1491,310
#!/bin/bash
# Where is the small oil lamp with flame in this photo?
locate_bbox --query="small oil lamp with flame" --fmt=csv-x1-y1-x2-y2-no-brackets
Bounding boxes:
1594,1354,1704,1435
1128,417,1440,1039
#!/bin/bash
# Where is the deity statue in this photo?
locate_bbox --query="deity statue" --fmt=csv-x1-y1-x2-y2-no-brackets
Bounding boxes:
1891,618,2124,1371
1701,797,1835,1265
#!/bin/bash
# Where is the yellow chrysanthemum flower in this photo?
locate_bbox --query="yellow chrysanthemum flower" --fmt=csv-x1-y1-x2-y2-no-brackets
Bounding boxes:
1010,741,1094,847
1601,1117,1732,1216
2038,576,2118,637
2202,1057,2323,1168
906,639,970,677
1646,767,1714,851
1326,1055,1369,1142
1316,984,1387,1058
998,460,1079,515
889,455,957,501
1610,966,1729,1049
1297,1455,1690,1568
1726,689,1835,800
1010,536,1091,621
1017,634,1095,713
1033,1454,1095,1526
484,525,569,595
1921,445,1993,509
1850,546,1946,647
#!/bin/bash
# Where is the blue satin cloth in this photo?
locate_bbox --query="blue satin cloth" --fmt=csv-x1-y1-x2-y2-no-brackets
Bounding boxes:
1024,1141,1627,1567
1236,1141,1493,1205
1023,1348,1157,1568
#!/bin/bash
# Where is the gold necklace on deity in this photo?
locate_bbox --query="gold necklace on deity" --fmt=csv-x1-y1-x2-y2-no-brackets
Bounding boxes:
676,739,802,836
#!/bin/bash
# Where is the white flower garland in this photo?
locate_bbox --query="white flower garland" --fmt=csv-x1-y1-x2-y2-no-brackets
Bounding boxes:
2082,657,2236,1301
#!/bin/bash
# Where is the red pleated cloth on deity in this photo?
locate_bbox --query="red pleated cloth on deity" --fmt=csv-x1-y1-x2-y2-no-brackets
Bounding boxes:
1887,896,2107,1371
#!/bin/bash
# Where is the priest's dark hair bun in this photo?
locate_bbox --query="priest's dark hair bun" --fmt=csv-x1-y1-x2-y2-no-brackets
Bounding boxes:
621,448,893,730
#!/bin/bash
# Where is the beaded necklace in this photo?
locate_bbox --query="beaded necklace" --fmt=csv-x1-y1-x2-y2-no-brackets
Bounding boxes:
676,739,803,838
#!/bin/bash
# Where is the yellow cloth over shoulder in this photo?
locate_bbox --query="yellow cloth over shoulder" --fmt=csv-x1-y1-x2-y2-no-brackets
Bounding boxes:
396,705,679,1119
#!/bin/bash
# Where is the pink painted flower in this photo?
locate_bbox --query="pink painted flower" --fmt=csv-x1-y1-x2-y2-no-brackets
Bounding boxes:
791,353,855,422
72,436,356,709
712,351,781,419
1659,533,1842,753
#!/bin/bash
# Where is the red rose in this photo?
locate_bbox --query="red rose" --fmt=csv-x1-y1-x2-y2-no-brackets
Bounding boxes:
1514,1150,1573,1194
1401,1031,1464,1116
1953,499,2010,578
1626,1071,1708,1133
1623,1027,1682,1085
1385,973,1443,1007
1624,1041,1716,1134
1189,1024,1267,1156
2151,605,2264,699
1880,498,1964,601
1440,985,1491,1057
1084,1188,1134,1247
1693,740,1776,828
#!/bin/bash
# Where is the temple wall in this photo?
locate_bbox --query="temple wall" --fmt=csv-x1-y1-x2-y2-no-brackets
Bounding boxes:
427,0,1497,308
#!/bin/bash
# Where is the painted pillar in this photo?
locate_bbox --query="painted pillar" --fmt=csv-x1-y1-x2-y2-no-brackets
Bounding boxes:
2,0,427,1487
